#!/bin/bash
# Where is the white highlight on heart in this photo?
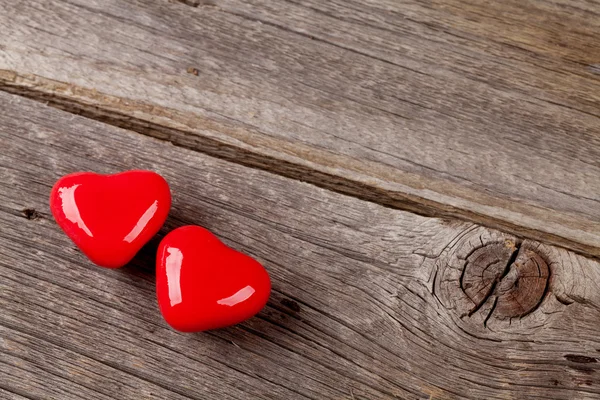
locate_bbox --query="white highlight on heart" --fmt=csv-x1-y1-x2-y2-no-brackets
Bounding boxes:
59,184,93,237
217,285,255,307
166,247,184,307
123,200,159,243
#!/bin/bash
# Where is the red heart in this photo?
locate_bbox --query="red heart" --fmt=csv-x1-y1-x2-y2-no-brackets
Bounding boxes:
50,170,171,268
156,226,271,332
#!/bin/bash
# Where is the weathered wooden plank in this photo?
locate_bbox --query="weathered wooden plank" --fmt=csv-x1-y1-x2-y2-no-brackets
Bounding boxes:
3,92,600,398
0,387,33,400
1,0,599,258
0,323,197,400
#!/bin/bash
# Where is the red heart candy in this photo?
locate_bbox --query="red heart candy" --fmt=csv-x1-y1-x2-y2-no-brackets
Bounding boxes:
156,225,271,332
50,170,171,268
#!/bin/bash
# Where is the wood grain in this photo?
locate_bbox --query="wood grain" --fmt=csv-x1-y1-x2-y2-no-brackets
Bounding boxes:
3,92,600,399
1,0,599,258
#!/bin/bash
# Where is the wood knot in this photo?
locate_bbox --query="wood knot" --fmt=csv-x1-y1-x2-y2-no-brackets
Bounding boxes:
461,240,549,324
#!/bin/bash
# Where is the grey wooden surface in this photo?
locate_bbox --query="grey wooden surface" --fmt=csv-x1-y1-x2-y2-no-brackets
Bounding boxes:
3,91,600,399
3,1,600,399
1,0,600,257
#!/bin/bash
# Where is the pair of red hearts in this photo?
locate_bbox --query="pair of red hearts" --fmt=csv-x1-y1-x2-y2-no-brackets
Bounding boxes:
49,170,271,332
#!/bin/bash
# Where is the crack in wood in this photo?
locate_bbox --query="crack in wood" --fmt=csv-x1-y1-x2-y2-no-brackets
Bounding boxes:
483,297,498,328
173,0,216,8
565,354,598,364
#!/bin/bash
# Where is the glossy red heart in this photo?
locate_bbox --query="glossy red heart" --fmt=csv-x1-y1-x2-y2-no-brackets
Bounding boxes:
156,225,271,332
50,170,171,268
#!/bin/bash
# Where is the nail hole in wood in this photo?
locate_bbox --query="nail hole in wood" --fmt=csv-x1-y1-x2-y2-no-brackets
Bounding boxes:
281,299,301,313
22,208,41,220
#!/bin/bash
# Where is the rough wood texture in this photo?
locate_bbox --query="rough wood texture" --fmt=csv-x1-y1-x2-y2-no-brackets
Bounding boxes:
1,0,599,258
4,92,600,399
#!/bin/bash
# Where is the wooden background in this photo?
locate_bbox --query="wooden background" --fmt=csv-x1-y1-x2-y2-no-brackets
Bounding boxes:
1,0,600,399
